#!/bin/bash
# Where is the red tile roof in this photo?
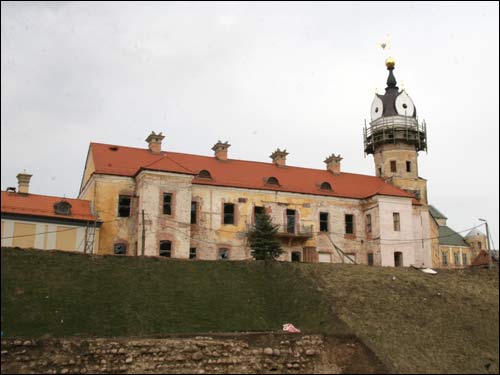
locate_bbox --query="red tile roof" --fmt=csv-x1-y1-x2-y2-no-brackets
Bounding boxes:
88,143,416,201
1,191,98,222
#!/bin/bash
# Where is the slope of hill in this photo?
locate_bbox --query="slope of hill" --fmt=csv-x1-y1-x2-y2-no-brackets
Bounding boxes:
1,248,498,373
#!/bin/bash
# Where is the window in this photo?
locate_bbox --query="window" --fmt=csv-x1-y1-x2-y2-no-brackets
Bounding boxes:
320,182,332,191
219,248,229,260
191,201,197,224
367,253,374,266
114,243,127,255
478,242,482,250
54,201,72,215
378,167,382,176
390,160,397,173
223,203,235,224
406,161,411,173
189,247,197,260
254,206,265,223
366,214,372,233
159,240,172,257
393,212,400,231
454,252,460,265
163,193,172,215
319,212,329,232
462,253,468,265
394,252,403,267
345,214,354,234
266,177,279,186
286,209,296,233
442,252,448,266
198,170,212,179
118,195,131,217
291,252,301,262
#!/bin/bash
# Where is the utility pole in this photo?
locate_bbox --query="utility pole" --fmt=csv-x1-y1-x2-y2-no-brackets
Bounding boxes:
479,219,493,270
141,209,145,257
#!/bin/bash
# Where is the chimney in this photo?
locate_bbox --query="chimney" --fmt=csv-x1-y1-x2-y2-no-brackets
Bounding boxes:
17,171,33,194
212,141,231,161
270,148,289,167
145,131,165,154
324,154,343,175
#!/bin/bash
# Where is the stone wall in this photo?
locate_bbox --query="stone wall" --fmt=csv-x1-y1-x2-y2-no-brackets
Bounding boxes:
1,333,386,374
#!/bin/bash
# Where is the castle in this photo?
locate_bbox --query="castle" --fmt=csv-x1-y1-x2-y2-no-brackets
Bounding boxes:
1,58,488,267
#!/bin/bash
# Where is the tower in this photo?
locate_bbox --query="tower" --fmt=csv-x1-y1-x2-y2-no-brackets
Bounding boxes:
363,57,428,204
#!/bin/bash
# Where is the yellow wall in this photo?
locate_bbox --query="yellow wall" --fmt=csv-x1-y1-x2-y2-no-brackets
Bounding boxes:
56,226,77,251
12,223,36,248
438,245,472,268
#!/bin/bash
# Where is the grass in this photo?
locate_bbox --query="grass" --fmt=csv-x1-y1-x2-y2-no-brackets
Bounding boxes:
1,247,340,338
301,263,499,374
1,247,498,373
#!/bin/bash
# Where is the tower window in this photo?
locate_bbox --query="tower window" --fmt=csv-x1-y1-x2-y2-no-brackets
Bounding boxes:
223,203,235,224
163,193,172,215
319,212,329,232
345,214,354,234
390,161,397,173
159,240,172,257
118,195,131,217
406,161,411,172
393,212,400,231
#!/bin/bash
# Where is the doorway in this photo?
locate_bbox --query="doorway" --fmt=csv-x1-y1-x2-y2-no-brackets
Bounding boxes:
394,252,403,267
291,251,301,262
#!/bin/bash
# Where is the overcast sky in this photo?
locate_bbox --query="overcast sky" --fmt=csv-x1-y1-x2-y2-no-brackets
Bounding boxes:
2,1,499,246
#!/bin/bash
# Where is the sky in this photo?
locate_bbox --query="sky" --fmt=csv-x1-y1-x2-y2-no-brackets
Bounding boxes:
1,1,499,247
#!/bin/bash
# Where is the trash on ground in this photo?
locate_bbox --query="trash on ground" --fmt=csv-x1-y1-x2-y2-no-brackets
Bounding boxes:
282,323,301,333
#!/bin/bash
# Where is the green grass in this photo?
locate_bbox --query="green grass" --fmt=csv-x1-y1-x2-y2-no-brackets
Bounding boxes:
1,248,339,338
2,248,498,374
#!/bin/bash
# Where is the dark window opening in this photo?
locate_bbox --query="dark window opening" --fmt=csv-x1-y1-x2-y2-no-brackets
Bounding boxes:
54,201,72,216
320,212,329,232
462,253,467,265
390,161,397,173
219,248,229,260
114,243,127,255
118,195,131,217
266,177,279,186
198,170,212,179
393,212,400,231
402,103,408,109
160,240,172,257
163,193,172,215
366,214,372,233
378,167,382,176
291,252,301,262
254,206,265,222
320,182,332,191
189,247,197,260
394,251,403,267
406,161,411,172
454,253,460,265
223,203,235,224
191,201,197,224
367,253,374,266
286,209,296,233
345,214,354,234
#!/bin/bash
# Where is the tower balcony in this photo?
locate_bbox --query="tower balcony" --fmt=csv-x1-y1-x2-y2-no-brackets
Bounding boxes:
363,115,427,154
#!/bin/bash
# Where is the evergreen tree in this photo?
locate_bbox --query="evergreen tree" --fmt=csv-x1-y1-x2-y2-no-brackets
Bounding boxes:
248,212,283,261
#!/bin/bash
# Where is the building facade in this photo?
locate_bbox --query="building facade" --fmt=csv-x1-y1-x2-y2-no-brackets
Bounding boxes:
1,173,101,253
76,59,433,267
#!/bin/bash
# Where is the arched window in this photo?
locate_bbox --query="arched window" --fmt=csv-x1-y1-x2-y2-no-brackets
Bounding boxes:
54,201,72,215
320,182,332,191
266,177,279,186
160,240,172,257
198,170,212,179
114,243,127,255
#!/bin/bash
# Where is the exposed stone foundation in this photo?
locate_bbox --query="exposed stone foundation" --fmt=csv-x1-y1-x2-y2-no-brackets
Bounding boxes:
1,333,386,374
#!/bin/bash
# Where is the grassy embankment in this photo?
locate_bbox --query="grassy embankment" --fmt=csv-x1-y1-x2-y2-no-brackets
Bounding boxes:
2,247,498,373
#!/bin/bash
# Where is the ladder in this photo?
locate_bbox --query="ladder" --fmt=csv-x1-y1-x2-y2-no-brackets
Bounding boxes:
84,219,98,254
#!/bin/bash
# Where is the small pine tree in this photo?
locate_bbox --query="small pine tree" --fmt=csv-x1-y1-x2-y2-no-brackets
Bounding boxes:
248,212,283,261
